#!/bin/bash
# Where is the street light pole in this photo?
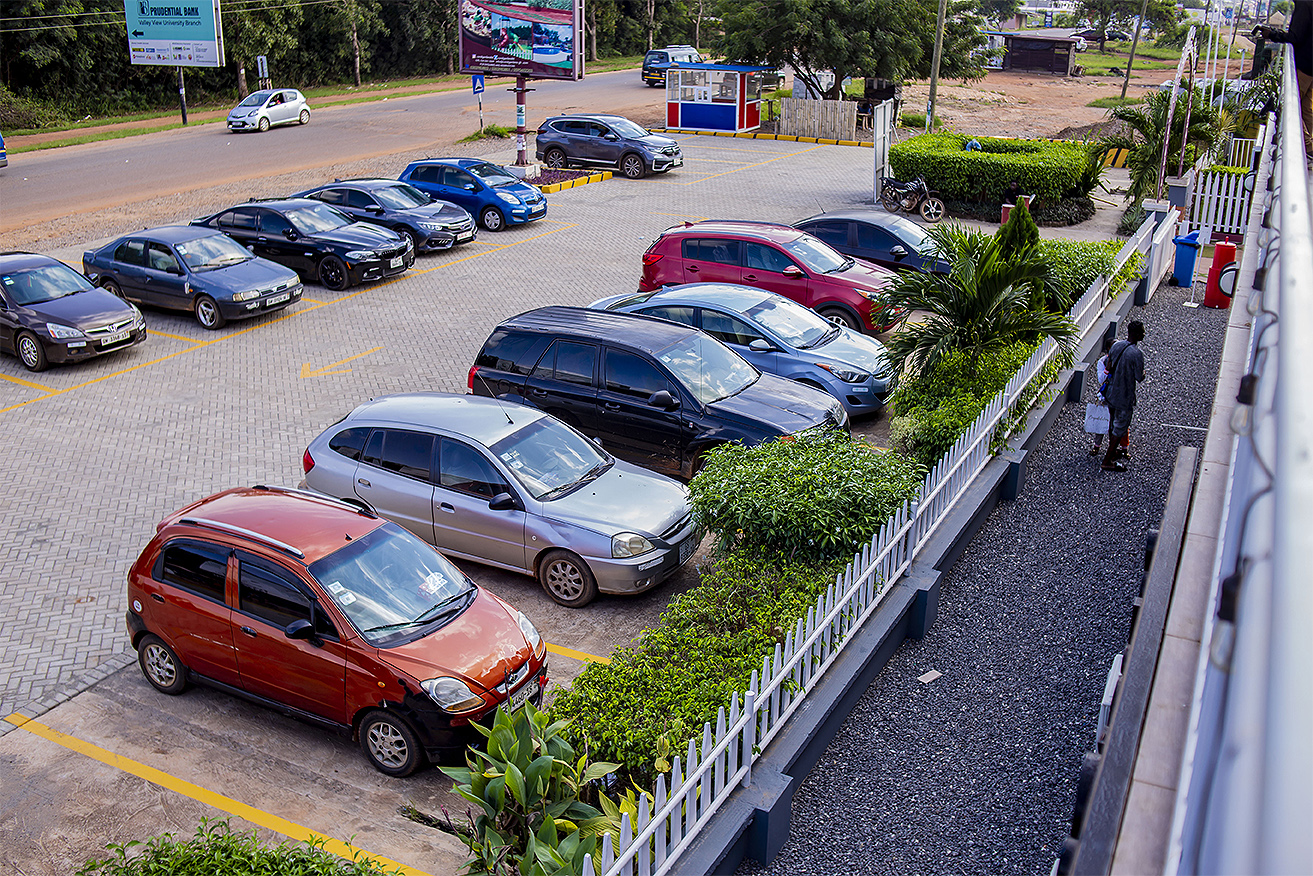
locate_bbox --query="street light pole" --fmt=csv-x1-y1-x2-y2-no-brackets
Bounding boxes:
926,0,949,132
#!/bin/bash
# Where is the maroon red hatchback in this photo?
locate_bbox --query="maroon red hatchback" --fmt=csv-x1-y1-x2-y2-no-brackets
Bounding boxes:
125,485,548,776
637,220,899,332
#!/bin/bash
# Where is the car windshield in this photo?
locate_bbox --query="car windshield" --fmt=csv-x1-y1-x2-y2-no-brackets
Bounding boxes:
285,203,353,234
893,221,933,254
657,332,758,404
174,234,252,271
467,162,519,186
308,523,476,647
490,416,612,500
608,118,649,138
744,295,836,349
238,91,271,108
1,261,95,305
782,235,851,273
373,183,431,209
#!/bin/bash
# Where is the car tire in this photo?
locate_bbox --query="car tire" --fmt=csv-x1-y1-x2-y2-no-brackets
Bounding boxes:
137,634,188,695
101,278,124,298
257,116,270,133
359,710,425,777
194,294,227,329
299,109,310,125
403,228,422,254
479,206,505,232
318,255,350,291
538,550,598,608
919,197,946,223
543,147,568,169
16,331,48,373
620,153,647,180
819,307,863,332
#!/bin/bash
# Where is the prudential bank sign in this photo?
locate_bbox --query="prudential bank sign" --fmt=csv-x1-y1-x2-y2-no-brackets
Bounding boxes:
124,0,225,67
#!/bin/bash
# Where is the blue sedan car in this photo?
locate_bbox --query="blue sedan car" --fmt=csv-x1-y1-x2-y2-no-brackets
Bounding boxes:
398,158,547,232
591,283,896,417
793,210,952,276
83,226,302,329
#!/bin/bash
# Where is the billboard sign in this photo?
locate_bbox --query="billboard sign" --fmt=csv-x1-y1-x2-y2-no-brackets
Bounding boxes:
125,0,225,67
459,0,581,81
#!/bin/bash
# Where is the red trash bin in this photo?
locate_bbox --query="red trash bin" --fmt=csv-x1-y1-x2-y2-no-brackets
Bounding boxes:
1203,241,1237,308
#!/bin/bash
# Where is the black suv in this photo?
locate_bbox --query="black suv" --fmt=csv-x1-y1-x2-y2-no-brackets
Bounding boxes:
191,198,413,291
642,45,702,86
467,306,848,480
293,179,477,254
535,114,683,180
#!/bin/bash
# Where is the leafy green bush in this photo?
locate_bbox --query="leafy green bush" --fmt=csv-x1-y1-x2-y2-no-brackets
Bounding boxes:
1038,238,1123,302
889,133,1098,203
0,85,67,130
689,429,925,561
996,197,1040,259
550,550,844,784
77,818,401,875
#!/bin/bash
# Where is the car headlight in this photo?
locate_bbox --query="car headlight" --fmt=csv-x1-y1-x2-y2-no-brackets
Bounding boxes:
232,289,260,301
516,611,542,651
47,323,84,340
420,677,485,712
344,250,375,260
817,363,870,383
613,532,655,558
856,288,883,302
418,221,447,232
496,191,521,205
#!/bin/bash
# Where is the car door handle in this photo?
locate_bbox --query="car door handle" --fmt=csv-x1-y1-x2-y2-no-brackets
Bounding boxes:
439,502,455,513
687,265,700,273
529,388,548,397
604,402,622,411
357,478,371,488
151,593,165,603
240,626,257,638
743,273,758,281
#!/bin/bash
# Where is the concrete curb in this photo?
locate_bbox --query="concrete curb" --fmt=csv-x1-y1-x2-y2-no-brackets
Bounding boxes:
537,171,612,194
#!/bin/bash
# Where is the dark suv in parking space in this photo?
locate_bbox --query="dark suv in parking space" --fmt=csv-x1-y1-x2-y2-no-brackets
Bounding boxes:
535,114,682,180
468,306,848,480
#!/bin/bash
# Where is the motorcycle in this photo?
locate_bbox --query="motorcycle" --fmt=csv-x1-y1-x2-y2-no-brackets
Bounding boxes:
878,176,946,223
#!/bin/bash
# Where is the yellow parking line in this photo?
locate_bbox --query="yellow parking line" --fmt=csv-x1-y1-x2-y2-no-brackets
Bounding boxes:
144,329,201,343
669,145,826,185
0,372,52,391
546,642,611,665
3,713,433,876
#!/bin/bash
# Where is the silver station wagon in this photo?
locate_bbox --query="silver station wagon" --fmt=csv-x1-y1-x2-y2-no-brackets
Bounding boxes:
302,393,700,608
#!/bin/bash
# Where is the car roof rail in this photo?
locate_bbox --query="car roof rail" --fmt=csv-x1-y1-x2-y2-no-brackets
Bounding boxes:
251,484,378,518
177,516,307,559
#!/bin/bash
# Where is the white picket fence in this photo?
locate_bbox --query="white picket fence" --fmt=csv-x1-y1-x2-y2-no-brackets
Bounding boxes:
1185,167,1253,238
582,217,1169,876
1227,136,1257,168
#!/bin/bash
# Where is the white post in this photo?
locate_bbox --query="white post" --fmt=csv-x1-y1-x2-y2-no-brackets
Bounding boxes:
742,689,756,788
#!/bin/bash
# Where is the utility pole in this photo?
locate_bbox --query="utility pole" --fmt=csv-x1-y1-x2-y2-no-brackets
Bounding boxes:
926,0,948,132
1121,0,1152,101
177,67,188,125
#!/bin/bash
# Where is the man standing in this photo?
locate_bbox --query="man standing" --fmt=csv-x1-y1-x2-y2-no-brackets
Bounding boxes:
1102,320,1146,473
1259,0,1312,162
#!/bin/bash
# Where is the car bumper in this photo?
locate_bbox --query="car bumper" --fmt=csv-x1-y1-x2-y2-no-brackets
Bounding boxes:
219,283,304,320
589,517,702,596
418,226,477,252
44,324,146,365
506,202,547,226
828,374,896,416
226,118,259,131
347,252,413,285
402,662,549,757
652,154,683,172
642,72,666,85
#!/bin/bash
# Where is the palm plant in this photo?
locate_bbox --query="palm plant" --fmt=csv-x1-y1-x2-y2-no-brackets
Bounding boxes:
883,224,1077,380
1101,86,1222,204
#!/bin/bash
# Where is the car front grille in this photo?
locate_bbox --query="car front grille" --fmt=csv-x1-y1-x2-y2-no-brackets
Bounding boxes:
378,243,407,261
660,512,693,543
85,317,135,338
660,145,680,156
497,660,533,694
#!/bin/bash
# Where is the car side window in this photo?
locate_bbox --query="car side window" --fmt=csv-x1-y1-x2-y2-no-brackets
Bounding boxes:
328,426,371,461
684,238,741,266
743,242,795,274
313,189,346,206
257,210,294,236
855,224,899,250
217,209,258,231
805,221,851,249
638,304,697,327
534,340,596,386
362,429,434,481
439,438,510,498
345,190,377,209
237,553,335,637
604,349,672,399
410,165,440,185
445,169,476,189
114,239,148,267
147,243,181,274
701,311,763,347
587,123,610,137
156,541,228,603
556,120,586,135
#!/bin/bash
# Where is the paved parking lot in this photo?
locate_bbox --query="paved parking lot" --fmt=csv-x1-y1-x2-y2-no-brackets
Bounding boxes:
0,134,890,873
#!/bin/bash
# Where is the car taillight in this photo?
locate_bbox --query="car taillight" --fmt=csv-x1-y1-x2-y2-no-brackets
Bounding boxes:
642,251,664,266
536,127,547,135
468,365,479,392
302,448,315,473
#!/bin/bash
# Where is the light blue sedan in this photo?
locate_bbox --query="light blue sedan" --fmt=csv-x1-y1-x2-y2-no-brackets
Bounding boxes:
591,283,896,417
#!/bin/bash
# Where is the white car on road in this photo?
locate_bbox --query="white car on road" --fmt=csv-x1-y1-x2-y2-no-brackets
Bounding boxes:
226,88,311,133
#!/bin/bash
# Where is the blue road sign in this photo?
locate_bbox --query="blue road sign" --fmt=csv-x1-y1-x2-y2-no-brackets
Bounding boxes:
124,0,224,67
472,74,485,95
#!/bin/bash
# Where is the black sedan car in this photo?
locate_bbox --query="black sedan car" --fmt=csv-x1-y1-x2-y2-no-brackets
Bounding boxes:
793,211,951,275
0,252,146,372
293,179,477,254
190,199,413,291
83,226,302,329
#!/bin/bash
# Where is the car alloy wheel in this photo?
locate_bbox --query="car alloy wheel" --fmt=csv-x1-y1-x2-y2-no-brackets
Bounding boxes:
359,710,424,777
101,278,123,298
257,116,270,132
620,153,646,179
403,229,422,254
318,255,350,291
819,307,862,332
479,206,505,232
138,634,188,695
194,294,226,329
538,549,598,608
544,148,567,169
299,109,310,125
16,331,48,372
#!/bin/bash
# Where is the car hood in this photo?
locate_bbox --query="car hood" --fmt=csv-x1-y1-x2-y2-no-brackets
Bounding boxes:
635,132,678,150
541,459,689,537
376,588,534,692
194,256,300,290
310,223,402,248
810,328,890,374
395,201,471,223
708,372,846,432
832,257,897,293
492,179,543,201
26,288,138,328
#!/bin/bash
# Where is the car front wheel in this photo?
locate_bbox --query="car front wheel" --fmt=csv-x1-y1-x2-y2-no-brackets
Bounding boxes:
538,550,598,608
194,294,226,329
819,307,863,332
257,116,270,133
543,147,567,169
16,331,48,372
318,255,350,291
359,710,425,777
620,153,647,179
299,109,310,125
138,634,188,695
479,206,505,232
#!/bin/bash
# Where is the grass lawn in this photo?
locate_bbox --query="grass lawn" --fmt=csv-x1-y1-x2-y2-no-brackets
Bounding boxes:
1078,50,1178,76
1088,96,1145,108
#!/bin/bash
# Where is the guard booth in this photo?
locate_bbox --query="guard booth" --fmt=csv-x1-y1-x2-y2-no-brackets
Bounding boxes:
665,63,773,133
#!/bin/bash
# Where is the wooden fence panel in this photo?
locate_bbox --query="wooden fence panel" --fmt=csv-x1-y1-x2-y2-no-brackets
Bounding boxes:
779,97,857,140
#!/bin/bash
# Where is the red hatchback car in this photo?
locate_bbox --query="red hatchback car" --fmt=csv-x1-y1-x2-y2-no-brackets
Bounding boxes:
638,220,899,333
125,485,548,776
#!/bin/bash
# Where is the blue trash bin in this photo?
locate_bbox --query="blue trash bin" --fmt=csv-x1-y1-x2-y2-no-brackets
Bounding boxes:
1171,230,1202,287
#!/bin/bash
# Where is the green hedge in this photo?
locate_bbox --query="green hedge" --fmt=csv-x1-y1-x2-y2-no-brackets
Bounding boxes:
889,134,1096,204
1037,238,1141,303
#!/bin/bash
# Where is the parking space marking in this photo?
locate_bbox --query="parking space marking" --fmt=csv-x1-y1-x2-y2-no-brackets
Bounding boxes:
546,642,611,665
663,145,827,186
0,372,53,391
3,713,433,876
144,328,202,343
301,347,384,378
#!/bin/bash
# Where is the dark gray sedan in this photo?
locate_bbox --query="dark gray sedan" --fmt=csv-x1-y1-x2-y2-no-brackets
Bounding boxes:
793,210,952,276
293,179,477,254
302,393,700,608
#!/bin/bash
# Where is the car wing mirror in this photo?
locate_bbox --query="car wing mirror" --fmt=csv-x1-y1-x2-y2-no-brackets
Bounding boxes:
890,245,908,259
649,389,680,410
783,265,804,278
489,492,518,511
604,133,619,141
366,205,384,214
748,338,772,352
464,184,477,192
283,229,299,240
284,618,315,640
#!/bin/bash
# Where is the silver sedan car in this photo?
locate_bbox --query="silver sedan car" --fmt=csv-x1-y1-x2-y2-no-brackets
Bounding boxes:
226,88,310,132
302,393,700,608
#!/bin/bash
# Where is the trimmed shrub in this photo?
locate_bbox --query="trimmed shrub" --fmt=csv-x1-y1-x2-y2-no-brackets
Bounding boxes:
1038,238,1144,302
997,196,1040,259
889,133,1097,204
689,428,925,561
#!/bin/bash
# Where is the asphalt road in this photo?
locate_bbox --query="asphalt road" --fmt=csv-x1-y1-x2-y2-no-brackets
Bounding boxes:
0,68,669,233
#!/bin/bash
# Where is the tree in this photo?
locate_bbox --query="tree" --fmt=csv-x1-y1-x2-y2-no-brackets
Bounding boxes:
1073,0,1178,50
996,197,1039,261
1101,86,1222,204
976,0,1021,26
716,0,988,101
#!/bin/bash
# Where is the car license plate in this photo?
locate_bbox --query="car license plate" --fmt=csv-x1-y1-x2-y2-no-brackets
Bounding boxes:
458,231,474,242
266,292,290,305
673,157,683,167
679,536,696,564
389,256,403,269
508,678,537,711
102,330,130,345
531,205,546,215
